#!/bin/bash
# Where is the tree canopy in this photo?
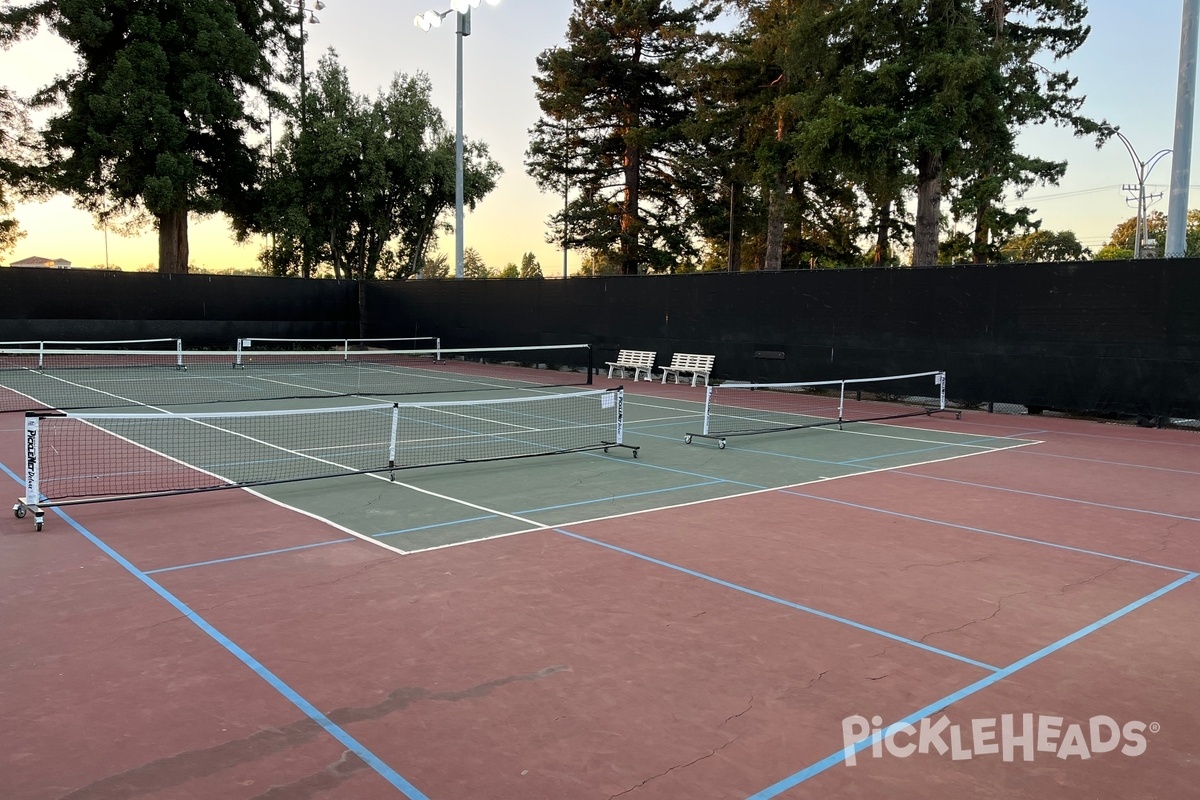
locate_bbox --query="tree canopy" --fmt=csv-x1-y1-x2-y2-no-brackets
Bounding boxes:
527,0,719,275
528,0,1106,271
248,52,501,280
1,0,297,272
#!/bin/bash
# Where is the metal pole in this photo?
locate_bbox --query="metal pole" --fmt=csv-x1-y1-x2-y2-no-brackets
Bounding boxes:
1167,0,1200,257
454,10,468,279
563,170,569,278
298,7,309,279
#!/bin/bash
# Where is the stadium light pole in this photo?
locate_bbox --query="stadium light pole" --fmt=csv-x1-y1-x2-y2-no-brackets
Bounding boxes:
416,0,502,280
291,0,325,278
1167,0,1200,257
1114,131,1171,259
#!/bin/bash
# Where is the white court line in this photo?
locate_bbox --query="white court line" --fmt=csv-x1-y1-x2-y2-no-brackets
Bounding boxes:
408,436,1040,555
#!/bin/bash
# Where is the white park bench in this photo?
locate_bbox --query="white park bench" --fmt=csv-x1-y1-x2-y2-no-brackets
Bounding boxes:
660,353,715,386
605,349,657,381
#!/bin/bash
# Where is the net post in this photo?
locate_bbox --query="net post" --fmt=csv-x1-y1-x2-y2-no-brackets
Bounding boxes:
586,344,594,385
37,341,45,370
343,339,350,362
388,403,399,480
176,338,184,369
235,338,245,368
937,371,947,410
23,413,40,508
702,385,713,435
615,388,624,445
837,380,846,429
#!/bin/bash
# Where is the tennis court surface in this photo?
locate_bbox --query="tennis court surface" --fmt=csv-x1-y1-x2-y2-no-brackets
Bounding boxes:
2,376,1198,799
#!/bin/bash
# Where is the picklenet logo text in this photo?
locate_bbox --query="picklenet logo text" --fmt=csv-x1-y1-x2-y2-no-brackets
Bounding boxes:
842,714,1155,765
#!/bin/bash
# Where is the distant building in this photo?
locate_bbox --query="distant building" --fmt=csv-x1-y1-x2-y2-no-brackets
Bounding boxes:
8,256,72,269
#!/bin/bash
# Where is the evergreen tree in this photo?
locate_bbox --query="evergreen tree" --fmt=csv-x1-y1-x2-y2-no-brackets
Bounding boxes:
1,0,297,273
527,0,718,274
462,247,490,279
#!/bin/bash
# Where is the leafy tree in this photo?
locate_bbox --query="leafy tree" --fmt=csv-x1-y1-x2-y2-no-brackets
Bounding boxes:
462,246,490,279
255,53,501,280
527,0,718,274
519,251,543,279
1095,210,1200,259
999,229,1089,262
1,0,297,273
497,262,520,278
577,249,622,276
0,86,41,258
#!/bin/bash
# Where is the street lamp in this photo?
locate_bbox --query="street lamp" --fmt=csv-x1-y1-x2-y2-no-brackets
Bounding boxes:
1113,131,1171,259
415,0,501,279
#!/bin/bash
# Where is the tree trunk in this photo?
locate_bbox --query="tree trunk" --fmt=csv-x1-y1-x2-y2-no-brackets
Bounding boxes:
912,149,943,266
157,208,189,274
620,140,641,275
728,181,742,272
874,198,892,265
972,199,990,264
763,170,786,271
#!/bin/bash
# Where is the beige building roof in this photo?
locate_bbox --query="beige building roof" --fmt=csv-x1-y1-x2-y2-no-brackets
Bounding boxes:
8,256,72,268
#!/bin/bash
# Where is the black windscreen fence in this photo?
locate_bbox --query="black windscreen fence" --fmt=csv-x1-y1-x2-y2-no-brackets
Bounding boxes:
2,261,1196,422
366,261,1200,423
0,270,358,347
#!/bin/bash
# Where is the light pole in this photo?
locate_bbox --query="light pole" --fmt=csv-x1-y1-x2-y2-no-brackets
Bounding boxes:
1114,131,1171,259
1167,0,1199,257
416,0,501,280
292,0,324,278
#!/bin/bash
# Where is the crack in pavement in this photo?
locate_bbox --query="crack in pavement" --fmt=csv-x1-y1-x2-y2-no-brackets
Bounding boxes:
606,735,740,800
55,665,570,800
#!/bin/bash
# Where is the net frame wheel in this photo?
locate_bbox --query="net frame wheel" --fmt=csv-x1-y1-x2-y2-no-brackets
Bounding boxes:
718,439,726,450
684,434,693,445
13,503,26,519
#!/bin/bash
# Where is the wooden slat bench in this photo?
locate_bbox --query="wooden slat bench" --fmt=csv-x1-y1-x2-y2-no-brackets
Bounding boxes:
605,349,657,381
660,353,715,386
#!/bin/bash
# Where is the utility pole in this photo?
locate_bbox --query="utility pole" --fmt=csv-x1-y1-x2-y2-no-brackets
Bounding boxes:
1115,132,1171,259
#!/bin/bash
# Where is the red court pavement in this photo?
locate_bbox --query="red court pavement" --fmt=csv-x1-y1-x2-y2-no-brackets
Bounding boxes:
2,406,1198,799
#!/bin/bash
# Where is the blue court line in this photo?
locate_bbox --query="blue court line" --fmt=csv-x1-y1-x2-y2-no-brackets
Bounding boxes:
554,528,999,672
900,471,1200,523
747,571,1198,799
145,538,356,574
582,443,768,489
372,515,497,539
0,462,428,799
780,491,1192,575
517,480,725,514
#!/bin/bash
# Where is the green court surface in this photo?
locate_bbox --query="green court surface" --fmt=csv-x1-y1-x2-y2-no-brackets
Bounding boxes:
241,390,1030,553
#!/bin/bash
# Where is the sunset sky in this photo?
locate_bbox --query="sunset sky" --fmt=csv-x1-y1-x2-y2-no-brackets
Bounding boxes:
1,1,1195,273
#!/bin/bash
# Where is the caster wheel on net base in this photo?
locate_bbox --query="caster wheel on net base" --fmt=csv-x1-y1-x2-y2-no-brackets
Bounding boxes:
718,439,726,450
13,504,26,519
684,434,693,445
